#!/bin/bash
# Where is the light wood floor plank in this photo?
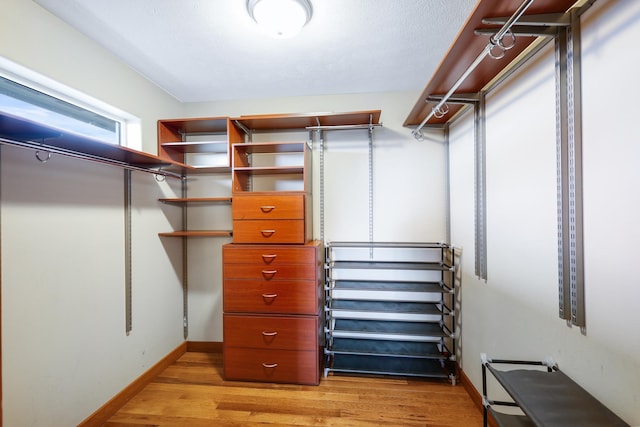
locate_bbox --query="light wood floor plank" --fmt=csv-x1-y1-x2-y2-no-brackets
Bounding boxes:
105,352,483,426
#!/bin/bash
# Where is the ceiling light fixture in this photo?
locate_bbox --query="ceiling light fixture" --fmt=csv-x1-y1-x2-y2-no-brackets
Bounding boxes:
247,0,312,39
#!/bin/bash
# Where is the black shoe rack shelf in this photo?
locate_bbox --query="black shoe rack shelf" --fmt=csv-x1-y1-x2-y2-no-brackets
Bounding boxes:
323,242,457,383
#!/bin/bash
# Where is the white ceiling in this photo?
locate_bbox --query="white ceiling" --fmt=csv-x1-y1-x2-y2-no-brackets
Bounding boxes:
33,0,478,103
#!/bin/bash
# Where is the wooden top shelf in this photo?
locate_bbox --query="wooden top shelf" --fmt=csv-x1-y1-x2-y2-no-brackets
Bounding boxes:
0,112,175,169
158,117,229,134
234,110,381,131
403,0,581,127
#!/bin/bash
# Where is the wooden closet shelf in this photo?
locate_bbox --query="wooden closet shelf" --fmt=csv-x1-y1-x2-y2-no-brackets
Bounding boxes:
0,112,180,170
235,110,381,131
404,0,582,127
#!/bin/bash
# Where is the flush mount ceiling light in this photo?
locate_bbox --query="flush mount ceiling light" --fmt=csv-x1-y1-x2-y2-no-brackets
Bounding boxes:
247,0,313,39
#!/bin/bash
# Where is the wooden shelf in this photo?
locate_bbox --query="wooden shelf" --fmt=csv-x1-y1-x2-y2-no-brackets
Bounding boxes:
403,0,581,127
158,230,233,237
161,140,229,154
0,112,177,170
235,110,381,131
233,166,304,175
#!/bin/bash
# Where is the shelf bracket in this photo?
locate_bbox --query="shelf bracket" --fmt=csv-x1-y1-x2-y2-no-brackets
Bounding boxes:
428,93,487,280
482,12,570,27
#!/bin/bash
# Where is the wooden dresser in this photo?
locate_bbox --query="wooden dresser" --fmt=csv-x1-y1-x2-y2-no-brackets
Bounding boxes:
223,137,322,385
222,241,322,384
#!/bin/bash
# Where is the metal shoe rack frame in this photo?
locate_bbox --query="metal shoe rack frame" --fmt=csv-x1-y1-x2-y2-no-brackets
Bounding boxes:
323,241,457,383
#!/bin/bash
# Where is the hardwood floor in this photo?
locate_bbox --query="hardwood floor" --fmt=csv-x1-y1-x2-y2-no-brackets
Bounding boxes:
104,352,484,426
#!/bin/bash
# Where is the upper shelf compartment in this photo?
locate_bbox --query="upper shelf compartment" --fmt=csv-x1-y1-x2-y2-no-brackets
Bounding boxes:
403,0,581,129
157,116,244,173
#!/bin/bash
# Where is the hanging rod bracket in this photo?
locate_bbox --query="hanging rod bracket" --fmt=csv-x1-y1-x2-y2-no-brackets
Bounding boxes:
482,12,570,27
476,26,558,38
35,148,52,163
428,93,481,105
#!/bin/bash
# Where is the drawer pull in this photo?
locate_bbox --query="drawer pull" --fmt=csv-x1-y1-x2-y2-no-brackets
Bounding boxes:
262,363,278,369
260,229,276,237
261,254,277,264
261,331,278,337
261,293,278,300
260,205,276,213
261,270,277,279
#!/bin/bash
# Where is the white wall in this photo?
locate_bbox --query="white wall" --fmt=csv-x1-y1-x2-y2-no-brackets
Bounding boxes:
183,92,449,341
1,0,186,425
449,1,640,424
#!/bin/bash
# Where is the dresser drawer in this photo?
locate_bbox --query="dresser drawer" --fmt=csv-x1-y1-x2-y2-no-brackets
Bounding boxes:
233,219,305,244
224,279,318,315
223,314,317,350
232,194,304,220
224,347,319,385
223,263,317,281
223,243,318,266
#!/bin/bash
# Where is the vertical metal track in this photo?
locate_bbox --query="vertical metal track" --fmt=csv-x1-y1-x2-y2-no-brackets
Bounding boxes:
318,129,325,243
567,11,585,329
367,124,374,252
556,11,585,329
474,92,488,281
181,175,188,339
124,169,133,335
555,26,571,322
444,124,451,244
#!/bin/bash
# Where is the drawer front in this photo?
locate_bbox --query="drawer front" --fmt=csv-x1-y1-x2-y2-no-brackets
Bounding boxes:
224,279,318,315
223,244,317,266
233,219,305,244
223,314,317,350
223,263,317,281
232,194,304,220
224,347,319,385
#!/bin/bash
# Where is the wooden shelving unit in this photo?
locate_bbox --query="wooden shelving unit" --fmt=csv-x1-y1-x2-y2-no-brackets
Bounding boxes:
157,116,243,173
157,117,241,238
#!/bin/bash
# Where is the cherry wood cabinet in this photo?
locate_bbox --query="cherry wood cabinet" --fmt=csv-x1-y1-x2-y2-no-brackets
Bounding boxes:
222,242,323,385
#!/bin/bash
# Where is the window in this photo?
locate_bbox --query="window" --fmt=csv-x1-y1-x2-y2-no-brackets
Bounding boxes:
0,76,120,145
0,57,141,149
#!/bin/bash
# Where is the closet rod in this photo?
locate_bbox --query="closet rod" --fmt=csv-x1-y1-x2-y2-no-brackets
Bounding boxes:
412,0,535,139
0,137,182,179
306,123,382,131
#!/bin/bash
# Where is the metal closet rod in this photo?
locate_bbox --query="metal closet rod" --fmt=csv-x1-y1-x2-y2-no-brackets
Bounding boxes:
306,123,382,131
0,137,183,180
412,0,536,139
